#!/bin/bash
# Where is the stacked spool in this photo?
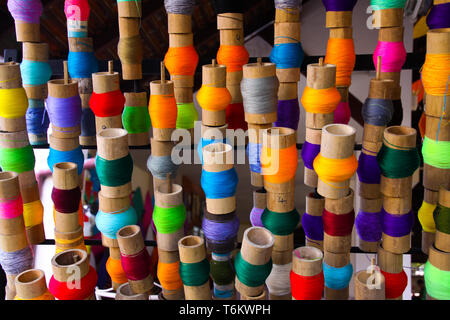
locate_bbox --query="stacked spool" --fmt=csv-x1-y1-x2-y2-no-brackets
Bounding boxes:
314,124,358,300
95,129,137,291
215,0,249,131
354,258,385,300
201,142,239,300
371,0,408,125
164,0,199,138
356,59,394,253
301,192,325,251
14,269,54,300
261,127,299,300
0,172,33,300
64,0,98,146
323,0,357,125
0,63,45,245
377,244,407,300
290,246,324,300
419,26,450,253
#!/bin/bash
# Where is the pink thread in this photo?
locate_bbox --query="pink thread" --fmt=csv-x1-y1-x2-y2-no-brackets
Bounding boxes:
373,41,407,73
0,195,23,219
334,101,351,124
64,0,89,21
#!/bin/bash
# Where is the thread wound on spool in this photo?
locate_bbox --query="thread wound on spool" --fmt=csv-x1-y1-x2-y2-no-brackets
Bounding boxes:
421,54,450,96
274,99,300,131
377,143,420,178
217,45,249,73
290,271,324,300
197,86,231,112
418,201,436,233
7,0,42,23
261,208,300,236
0,88,28,119
120,248,152,281
26,100,50,138
270,42,304,69
68,51,98,79
0,145,35,173
241,76,279,114
96,154,133,186
380,269,407,299
422,137,450,169
370,0,406,10
179,259,210,286
20,60,52,85
201,169,238,199
301,212,324,241
362,98,394,126
157,260,183,290
48,147,84,175
234,251,272,287
323,209,355,236
426,3,450,30
357,152,381,184
322,0,357,11
434,204,450,235
261,144,298,183
381,209,414,237
301,86,341,114
46,95,82,128
95,207,138,239
49,266,97,300
165,46,198,76
325,38,355,87
355,210,382,242
0,248,33,275
373,41,406,73
90,90,125,117
313,153,358,184
323,262,353,290
148,94,177,128
424,261,450,300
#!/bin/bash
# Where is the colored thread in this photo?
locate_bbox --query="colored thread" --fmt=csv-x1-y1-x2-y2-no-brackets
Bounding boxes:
214,283,234,299
313,153,358,185
203,215,239,252
370,0,407,10
0,87,28,118
81,108,96,137
213,0,243,13
121,248,151,281
176,102,198,130
250,207,264,227
246,142,262,174
373,41,407,73
179,259,210,286
0,195,23,219
301,141,320,170
270,42,304,69
46,95,82,128
362,98,394,126
210,253,234,286
324,38,356,86
301,212,324,241
90,90,125,117
15,290,54,300
23,200,44,227
261,144,298,183
274,99,300,130
322,0,357,11
197,86,232,112
262,208,300,236
274,0,302,9
377,143,420,179
95,154,133,186
122,105,151,134
422,137,450,169
48,147,84,175
421,54,450,96
0,145,35,173
300,86,341,114
147,155,178,180
266,263,292,296
226,103,247,131
153,204,186,234
434,203,450,235
234,252,272,287
164,0,195,14
323,262,353,290
20,60,52,85
217,45,249,73
241,77,279,114
164,46,198,76
148,94,177,128
197,137,226,164
357,152,381,184
201,168,238,199
68,51,98,79
334,101,351,125
95,206,138,239
157,260,183,290
7,0,42,23
427,3,450,30
106,257,128,284
323,209,355,236
424,261,450,300
380,269,407,299
118,36,143,64
55,235,86,254
52,187,81,213
48,266,97,300
290,271,324,300
26,99,49,138
355,210,382,242
418,201,436,233
381,209,414,237
64,0,89,21
0,247,33,275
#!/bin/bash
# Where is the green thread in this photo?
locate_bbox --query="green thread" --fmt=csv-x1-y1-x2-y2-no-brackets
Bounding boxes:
261,208,300,236
377,144,420,179
176,102,198,130
234,251,272,287
0,145,35,173
424,261,450,300
422,137,450,169
153,204,186,234
210,260,234,285
434,204,450,235
371,0,407,10
179,259,210,286
122,105,151,134
95,154,133,187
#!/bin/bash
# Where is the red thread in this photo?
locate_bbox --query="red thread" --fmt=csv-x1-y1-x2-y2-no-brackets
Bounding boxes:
226,103,248,131
290,271,324,300
380,269,407,299
89,90,125,117
120,248,151,281
48,266,97,300
51,187,81,213
323,209,355,237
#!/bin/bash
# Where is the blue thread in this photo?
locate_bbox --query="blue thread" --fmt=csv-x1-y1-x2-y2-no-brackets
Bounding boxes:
323,262,353,290
197,138,226,164
25,99,49,139
246,142,262,174
68,51,99,79
20,60,52,86
201,168,238,199
270,41,304,69
214,286,233,299
81,107,96,137
95,206,138,239
47,146,85,175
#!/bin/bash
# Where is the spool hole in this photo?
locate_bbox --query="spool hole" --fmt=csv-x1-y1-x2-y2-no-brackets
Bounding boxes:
246,227,273,247
180,235,202,248
323,123,355,136
385,126,415,137
0,171,18,181
98,128,127,139
54,162,77,170
118,225,140,238
17,269,43,285
295,246,323,261
54,249,85,266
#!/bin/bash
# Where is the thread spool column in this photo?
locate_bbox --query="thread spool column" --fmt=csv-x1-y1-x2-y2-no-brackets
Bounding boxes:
8,0,41,42
434,188,450,253
148,138,177,190
303,192,325,251
14,269,54,300
420,189,440,254
117,16,142,80
157,249,185,300
291,246,324,300
123,92,150,146
377,244,407,300
323,251,352,300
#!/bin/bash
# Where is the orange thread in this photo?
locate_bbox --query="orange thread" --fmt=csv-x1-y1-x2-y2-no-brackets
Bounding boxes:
313,153,358,186
164,46,199,77
217,45,250,73
301,86,341,114
157,260,183,291
325,38,356,86
196,86,231,112
148,94,177,129
106,256,128,285
261,144,298,183
421,54,450,96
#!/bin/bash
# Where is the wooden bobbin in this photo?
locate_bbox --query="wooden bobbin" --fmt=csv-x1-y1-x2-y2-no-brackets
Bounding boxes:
109,247,125,290
96,128,132,198
150,138,175,190
358,197,383,253
378,27,404,86
354,259,385,300
217,12,243,30
326,11,353,28
435,187,450,253
115,282,148,300
123,92,149,146
380,126,417,198
253,190,266,212
150,74,176,140
304,127,322,188
118,17,142,80
157,248,185,300
304,193,325,251
92,67,123,131
323,251,351,300
235,227,274,298
54,227,84,252
178,235,211,300
169,33,195,88
15,269,52,300
275,7,300,22
200,62,228,126
154,184,185,251
304,62,336,129
117,225,154,294
317,124,356,199
220,29,244,46
243,62,278,125
248,123,271,187
14,17,40,43
168,13,192,33
324,189,354,254
272,248,293,266
22,42,49,99
240,289,267,300
117,0,142,18
98,191,130,248
372,8,404,28
0,62,27,132
291,246,324,300
274,21,301,82
67,38,94,85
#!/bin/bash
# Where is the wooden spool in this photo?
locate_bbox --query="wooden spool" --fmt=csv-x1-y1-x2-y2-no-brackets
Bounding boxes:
123,92,149,146
118,17,142,80
304,193,325,250
378,27,404,86
54,227,84,253
304,62,336,129
243,62,278,125
14,17,40,43
323,251,351,300
274,21,301,82
157,248,185,300
22,42,49,99
115,282,148,300
435,187,450,253
235,227,274,298
217,12,243,30
15,269,53,300
98,191,130,248
372,8,404,28
358,197,383,253
150,138,175,190
220,29,244,46
317,124,356,199
200,62,228,126
169,33,195,89
326,11,353,28
150,72,176,140
291,246,324,300
168,13,192,33
275,7,300,23
248,123,271,187
354,260,385,300
117,0,142,18
253,190,266,213
178,235,211,300
240,289,267,300
304,128,322,188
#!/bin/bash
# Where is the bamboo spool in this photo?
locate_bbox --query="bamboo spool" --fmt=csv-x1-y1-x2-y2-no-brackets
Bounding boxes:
217,12,243,29
291,246,324,300
377,27,404,86
304,192,325,250
150,74,176,141
123,92,149,146
248,123,271,187
317,124,356,199
274,21,301,82
118,17,142,80
323,251,351,300
435,187,450,252
372,8,404,28
15,269,53,300
168,12,192,33
358,197,383,253
168,33,195,89
158,248,185,300
220,29,244,46
22,42,49,99
117,0,142,18
200,62,228,126
178,235,211,300
14,16,40,43
240,289,267,300
354,260,385,300
150,138,176,190
54,227,84,253
304,128,322,187
275,7,300,22
115,282,148,300
235,227,274,298
326,10,353,28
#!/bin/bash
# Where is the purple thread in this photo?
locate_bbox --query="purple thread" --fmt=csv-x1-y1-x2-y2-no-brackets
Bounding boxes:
250,207,264,227
426,3,450,30
274,99,300,131
7,0,42,23
301,212,324,241
381,209,414,238
202,215,240,244
46,95,82,128
355,210,382,242
322,0,358,11
357,152,381,184
301,141,320,170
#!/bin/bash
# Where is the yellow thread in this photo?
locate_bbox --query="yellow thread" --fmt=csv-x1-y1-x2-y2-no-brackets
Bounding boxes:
418,200,436,233
23,201,44,228
313,153,358,187
197,85,231,112
14,290,54,300
0,87,28,118
301,86,341,114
